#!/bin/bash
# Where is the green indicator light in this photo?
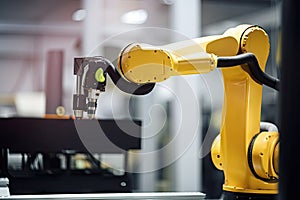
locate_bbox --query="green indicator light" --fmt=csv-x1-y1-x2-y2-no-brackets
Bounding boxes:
95,68,106,83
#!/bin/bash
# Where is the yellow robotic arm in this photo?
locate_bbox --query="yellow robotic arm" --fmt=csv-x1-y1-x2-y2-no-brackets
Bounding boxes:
117,24,280,199
72,24,280,199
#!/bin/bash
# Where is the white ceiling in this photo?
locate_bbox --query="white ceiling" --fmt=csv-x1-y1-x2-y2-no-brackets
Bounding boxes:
0,0,81,23
0,0,276,35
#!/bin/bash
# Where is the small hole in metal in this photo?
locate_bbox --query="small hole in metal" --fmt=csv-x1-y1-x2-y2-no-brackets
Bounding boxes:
120,181,127,187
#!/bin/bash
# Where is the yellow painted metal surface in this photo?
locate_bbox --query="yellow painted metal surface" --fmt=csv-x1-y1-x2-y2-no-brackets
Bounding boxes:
251,131,279,181
209,25,278,194
118,24,279,194
118,41,218,83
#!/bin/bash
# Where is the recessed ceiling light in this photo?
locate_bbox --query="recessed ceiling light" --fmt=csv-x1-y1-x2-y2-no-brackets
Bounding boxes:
121,9,148,25
72,9,87,21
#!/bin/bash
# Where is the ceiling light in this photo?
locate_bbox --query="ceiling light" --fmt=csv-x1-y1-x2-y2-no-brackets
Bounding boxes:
121,9,148,25
160,0,175,5
72,9,87,22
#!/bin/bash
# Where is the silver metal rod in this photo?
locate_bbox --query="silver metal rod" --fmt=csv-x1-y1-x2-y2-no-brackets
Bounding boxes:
3,192,205,200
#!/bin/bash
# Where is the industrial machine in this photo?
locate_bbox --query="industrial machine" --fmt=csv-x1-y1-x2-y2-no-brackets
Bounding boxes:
0,117,142,195
73,24,280,199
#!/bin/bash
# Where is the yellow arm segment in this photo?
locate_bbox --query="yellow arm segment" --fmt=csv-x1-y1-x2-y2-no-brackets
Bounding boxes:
118,39,223,83
216,25,277,194
118,24,278,194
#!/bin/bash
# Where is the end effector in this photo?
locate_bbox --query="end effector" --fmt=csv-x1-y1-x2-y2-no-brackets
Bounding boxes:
73,57,108,119
72,56,155,120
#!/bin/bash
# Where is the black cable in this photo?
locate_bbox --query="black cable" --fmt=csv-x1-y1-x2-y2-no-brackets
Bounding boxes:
105,64,156,95
87,56,156,95
217,53,280,91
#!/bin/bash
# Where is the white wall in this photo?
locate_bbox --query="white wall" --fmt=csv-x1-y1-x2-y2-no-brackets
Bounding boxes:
0,34,80,115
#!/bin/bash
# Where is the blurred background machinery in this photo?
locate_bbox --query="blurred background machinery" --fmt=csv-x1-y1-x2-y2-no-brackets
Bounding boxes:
0,117,142,194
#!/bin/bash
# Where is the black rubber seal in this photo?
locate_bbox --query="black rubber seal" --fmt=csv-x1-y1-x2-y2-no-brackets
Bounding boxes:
248,133,279,183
